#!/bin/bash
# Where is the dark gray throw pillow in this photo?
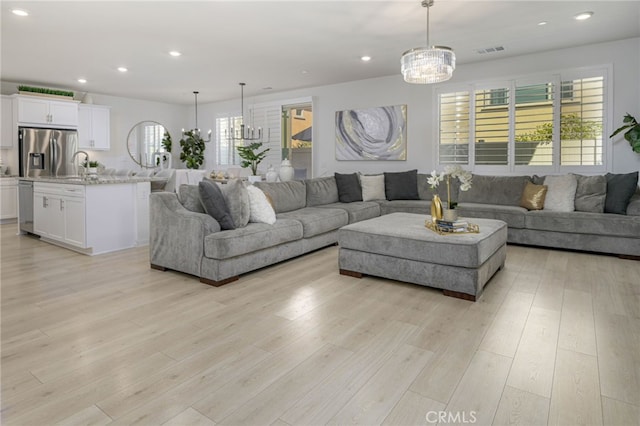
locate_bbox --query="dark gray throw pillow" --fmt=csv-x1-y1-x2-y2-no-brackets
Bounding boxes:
605,172,639,215
198,180,235,230
384,170,419,200
335,173,362,203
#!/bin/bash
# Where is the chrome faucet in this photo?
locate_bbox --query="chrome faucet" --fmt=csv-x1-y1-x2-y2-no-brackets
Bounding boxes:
71,151,90,175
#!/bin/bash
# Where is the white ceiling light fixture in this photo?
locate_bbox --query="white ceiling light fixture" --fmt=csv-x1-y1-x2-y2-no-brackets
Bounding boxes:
227,83,262,141
183,91,211,142
401,0,455,84
117,67,128,73
169,51,181,57
12,9,29,16
361,56,372,62
77,78,87,84
574,11,593,21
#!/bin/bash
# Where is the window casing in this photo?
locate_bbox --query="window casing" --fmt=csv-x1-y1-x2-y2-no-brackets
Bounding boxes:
436,66,609,173
216,115,242,166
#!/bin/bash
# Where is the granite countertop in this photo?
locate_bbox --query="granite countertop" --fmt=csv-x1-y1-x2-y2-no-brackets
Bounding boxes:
19,176,167,185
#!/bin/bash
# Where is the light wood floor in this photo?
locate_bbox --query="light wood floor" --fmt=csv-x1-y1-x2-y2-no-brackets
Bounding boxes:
1,223,639,426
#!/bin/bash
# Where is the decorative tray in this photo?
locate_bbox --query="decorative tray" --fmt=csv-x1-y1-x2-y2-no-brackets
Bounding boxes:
425,220,480,235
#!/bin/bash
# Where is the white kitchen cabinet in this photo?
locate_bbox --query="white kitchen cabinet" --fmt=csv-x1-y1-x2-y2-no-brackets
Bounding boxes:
16,96,79,127
34,183,85,247
0,178,18,221
78,104,110,150
1,95,15,148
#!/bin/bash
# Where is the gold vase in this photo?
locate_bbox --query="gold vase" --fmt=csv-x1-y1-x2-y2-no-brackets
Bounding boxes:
431,194,443,223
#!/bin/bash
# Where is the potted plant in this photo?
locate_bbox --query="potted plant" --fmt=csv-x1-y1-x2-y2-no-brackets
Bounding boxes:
610,113,640,153
237,142,270,182
82,160,100,175
427,165,473,221
156,131,172,167
179,130,206,169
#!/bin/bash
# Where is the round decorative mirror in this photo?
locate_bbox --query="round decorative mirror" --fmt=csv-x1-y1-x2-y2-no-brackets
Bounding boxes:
127,121,172,168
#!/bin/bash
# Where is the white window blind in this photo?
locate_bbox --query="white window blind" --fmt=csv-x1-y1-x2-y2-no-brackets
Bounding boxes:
474,87,509,165
216,115,242,166
438,91,470,164
249,104,282,171
514,82,554,166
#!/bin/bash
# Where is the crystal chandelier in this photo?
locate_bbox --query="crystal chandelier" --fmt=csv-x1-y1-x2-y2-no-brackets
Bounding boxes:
401,0,455,84
182,91,211,142
227,82,262,141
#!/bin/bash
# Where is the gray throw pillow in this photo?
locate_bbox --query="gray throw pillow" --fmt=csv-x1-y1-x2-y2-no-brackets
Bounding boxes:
198,181,235,230
218,179,250,228
178,184,205,213
305,176,339,206
335,173,362,203
384,170,419,200
255,181,306,213
605,172,639,215
572,174,606,213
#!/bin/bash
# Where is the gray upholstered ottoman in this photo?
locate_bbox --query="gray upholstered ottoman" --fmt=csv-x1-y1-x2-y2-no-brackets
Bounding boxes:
338,212,507,301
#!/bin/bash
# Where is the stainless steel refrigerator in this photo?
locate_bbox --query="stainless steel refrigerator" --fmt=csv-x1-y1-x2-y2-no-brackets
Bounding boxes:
19,127,79,178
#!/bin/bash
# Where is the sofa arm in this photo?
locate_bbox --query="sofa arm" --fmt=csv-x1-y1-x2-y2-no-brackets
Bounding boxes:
150,192,221,277
627,192,640,216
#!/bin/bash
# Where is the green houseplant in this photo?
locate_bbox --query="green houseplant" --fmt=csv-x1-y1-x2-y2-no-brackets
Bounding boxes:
157,131,172,166
610,113,640,153
237,142,270,176
179,131,206,169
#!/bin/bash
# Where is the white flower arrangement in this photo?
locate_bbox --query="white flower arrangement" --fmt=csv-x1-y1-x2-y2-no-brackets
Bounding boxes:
428,165,473,209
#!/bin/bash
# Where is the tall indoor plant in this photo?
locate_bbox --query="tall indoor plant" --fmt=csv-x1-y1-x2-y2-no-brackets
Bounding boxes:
179,131,206,169
237,142,270,178
610,113,640,153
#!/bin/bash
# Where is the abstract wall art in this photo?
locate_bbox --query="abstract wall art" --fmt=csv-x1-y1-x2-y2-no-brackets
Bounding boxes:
335,104,407,161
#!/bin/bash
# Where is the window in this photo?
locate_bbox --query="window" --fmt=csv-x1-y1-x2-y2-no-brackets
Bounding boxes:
216,115,242,166
437,67,607,171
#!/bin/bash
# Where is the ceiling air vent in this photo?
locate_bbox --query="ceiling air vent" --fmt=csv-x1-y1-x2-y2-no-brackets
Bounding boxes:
476,46,505,55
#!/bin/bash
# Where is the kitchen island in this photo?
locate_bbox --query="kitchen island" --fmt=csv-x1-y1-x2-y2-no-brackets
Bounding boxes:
18,176,165,255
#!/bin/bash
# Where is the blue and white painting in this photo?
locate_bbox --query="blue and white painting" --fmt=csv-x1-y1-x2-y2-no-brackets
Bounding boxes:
335,105,407,160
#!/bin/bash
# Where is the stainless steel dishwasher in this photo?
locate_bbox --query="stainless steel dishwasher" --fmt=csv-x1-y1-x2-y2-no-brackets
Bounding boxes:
18,180,34,233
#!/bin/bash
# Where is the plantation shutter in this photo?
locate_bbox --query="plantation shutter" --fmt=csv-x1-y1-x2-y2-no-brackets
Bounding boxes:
249,104,282,171
438,91,470,164
514,80,555,166
474,86,509,165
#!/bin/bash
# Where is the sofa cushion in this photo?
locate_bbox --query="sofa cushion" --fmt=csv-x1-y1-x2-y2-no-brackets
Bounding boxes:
204,219,303,259
384,170,419,200
305,176,339,206
605,172,639,215
525,210,640,237
627,191,640,216
377,199,429,216
255,180,306,213
359,174,386,201
572,174,606,213
218,178,250,228
277,207,348,238
318,201,381,223
178,184,205,213
458,175,530,206
335,172,363,203
198,181,235,230
456,203,527,229
520,182,548,211
543,174,577,212
247,185,276,225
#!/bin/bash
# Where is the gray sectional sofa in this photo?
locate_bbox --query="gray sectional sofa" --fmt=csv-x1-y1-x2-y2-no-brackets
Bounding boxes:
150,172,640,286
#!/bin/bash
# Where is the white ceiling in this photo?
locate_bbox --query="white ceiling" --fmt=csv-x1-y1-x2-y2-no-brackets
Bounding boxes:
2,1,639,105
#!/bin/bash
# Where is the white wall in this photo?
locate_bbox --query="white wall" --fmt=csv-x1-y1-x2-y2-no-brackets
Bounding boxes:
198,37,640,177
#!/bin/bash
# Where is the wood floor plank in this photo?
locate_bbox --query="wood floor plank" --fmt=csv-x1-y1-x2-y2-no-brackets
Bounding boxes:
326,344,433,425
479,291,534,357
548,348,603,426
492,385,549,426
601,397,640,426
161,408,216,426
55,404,112,426
382,390,445,426
558,289,597,356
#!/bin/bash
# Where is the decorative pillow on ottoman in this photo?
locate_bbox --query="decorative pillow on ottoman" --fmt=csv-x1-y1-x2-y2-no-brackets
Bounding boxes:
543,174,577,212
198,180,235,230
384,170,419,200
335,172,362,203
605,172,639,215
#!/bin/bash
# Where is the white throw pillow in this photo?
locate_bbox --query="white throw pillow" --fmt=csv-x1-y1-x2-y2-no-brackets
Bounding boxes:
359,174,385,201
543,174,578,212
247,185,276,225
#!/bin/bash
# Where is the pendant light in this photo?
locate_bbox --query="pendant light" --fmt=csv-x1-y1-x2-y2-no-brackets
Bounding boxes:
227,83,262,141
182,91,211,142
401,0,455,84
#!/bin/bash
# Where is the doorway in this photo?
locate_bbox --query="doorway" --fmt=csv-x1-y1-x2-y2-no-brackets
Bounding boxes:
282,103,312,179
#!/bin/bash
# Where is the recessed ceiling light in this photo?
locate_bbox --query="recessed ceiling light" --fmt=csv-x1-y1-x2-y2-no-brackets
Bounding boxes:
78,78,87,84
117,67,128,72
537,21,547,26
301,70,309,74
262,87,273,90
574,11,593,21
12,9,29,17
169,51,181,57
361,56,372,62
